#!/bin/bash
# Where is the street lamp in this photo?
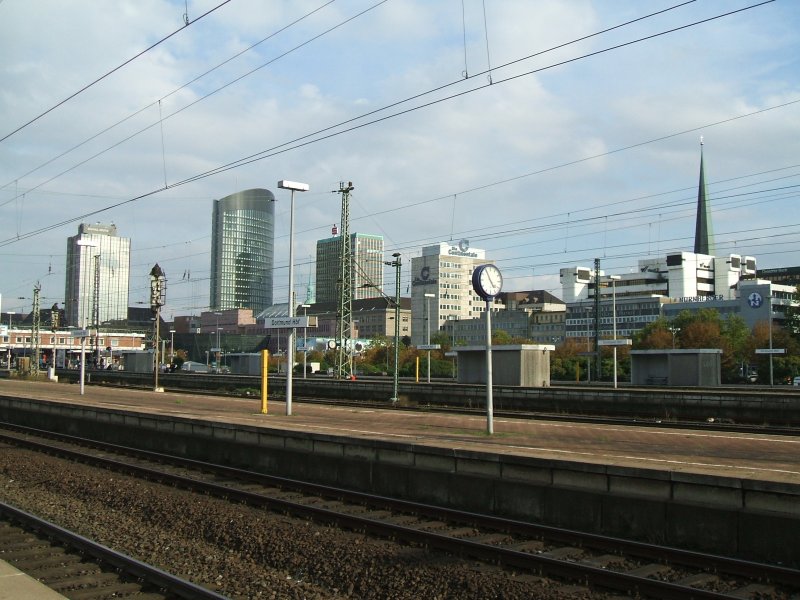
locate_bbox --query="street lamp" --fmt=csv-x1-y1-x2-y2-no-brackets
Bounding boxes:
278,179,310,416
76,239,100,393
300,304,310,379
668,325,680,349
169,328,176,366
424,293,435,383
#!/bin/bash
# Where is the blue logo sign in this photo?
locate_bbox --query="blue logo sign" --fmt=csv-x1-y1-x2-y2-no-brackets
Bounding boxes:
747,292,763,308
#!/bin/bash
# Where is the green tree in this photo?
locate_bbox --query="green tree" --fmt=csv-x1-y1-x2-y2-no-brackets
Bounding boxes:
633,317,674,349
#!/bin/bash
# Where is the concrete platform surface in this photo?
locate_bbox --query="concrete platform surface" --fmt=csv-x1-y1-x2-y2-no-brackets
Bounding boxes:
0,559,66,600
2,378,799,485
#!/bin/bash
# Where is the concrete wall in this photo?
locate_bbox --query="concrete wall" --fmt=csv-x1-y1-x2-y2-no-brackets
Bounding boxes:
1,394,798,567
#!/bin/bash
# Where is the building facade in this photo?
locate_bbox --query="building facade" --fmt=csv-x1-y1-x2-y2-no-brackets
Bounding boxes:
315,232,384,304
410,240,494,346
65,223,131,327
559,252,757,306
210,189,276,312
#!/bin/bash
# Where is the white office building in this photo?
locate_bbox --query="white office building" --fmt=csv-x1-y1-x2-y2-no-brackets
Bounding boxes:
410,240,493,346
65,223,131,327
559,252,757,306
316,231,384,304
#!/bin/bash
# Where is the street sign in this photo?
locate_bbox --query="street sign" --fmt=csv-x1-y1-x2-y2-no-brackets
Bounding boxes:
264,316,317,329
71,329,90,338
444,351,457,357
598,339,632,346
418,344,441,350
755,348,785,354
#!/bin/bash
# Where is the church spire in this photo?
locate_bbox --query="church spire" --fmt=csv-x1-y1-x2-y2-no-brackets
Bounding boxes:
694,137,714,255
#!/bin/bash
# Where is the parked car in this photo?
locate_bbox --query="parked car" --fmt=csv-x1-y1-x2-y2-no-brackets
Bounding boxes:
793,376,800,387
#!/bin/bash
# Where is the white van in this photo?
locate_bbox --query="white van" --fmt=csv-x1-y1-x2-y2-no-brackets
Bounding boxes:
181,361,209,373
793,376,800,387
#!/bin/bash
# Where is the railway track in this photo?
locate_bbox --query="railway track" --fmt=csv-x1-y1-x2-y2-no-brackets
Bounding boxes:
0,501,227,600
2,422,798,599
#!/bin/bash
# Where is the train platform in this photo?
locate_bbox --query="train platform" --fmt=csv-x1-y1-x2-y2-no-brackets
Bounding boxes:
1,378,799,485
0,559,65,600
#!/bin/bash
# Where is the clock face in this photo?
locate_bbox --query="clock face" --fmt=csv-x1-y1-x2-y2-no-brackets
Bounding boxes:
472,264,503,299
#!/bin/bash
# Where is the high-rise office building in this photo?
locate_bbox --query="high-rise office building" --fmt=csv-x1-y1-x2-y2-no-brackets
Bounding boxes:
410,240,492,346
65,223,131,327
210,188,276,312
315,231,384,304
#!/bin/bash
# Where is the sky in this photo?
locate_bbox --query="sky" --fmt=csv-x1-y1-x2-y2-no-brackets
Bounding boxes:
1,0,799,320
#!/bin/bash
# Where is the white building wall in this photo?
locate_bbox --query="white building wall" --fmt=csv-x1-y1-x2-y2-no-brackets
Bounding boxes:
410,240,490,346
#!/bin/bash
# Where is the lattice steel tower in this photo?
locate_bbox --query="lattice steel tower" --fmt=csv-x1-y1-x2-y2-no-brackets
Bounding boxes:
334,182,354,379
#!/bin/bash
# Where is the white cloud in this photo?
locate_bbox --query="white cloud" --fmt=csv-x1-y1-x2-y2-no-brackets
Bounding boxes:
1,0,798,314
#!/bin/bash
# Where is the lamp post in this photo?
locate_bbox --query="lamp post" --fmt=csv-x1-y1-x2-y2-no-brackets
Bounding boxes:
300,304,310,379
668,325,680,349
384,252,401,403
169,328,175,366
149,263,166,392
424,293,435,383
278,179,310,416
76,239,100,391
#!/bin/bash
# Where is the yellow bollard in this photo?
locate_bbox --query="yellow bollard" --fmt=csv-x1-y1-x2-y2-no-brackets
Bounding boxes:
415,356,419,383
260,349,269,414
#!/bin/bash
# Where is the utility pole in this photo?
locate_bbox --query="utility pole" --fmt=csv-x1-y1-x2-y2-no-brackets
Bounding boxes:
334,181,354,379
593,258,601,380
32,282,41,376
385,252,401,402
93,254,100,367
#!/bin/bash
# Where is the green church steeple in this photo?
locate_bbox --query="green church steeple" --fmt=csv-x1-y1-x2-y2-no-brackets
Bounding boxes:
694,139,714,255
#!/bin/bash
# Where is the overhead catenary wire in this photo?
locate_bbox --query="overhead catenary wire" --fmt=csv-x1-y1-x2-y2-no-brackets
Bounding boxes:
0,1,792,310
0,0,698,205
0,0,234,144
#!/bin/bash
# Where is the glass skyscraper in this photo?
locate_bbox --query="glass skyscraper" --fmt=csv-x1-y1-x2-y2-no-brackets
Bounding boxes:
210,188,276,312
65,223,131,327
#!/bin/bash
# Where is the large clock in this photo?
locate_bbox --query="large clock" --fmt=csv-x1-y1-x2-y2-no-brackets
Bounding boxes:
472,264,503,299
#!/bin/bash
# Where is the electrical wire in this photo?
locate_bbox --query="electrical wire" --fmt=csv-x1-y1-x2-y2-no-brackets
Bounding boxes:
0,0,234,144
0,0,698,206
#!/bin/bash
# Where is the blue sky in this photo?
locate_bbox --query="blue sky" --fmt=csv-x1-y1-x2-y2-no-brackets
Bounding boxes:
1,0,799,318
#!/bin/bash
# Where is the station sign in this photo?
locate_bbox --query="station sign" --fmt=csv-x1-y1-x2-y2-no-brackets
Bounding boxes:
598,339,632,346
755,348,785,355
418,344,441,350
264,316,317,329
71,329,90,338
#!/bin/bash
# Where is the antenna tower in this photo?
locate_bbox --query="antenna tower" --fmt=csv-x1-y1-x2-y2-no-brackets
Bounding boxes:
334,181,354,379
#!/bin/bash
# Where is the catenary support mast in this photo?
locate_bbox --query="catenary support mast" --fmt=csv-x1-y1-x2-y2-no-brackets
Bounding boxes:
335,182,354,379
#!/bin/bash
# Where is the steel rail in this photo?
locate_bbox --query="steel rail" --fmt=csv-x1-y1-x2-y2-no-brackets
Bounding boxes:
0,500,229,600
3,424,798,598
